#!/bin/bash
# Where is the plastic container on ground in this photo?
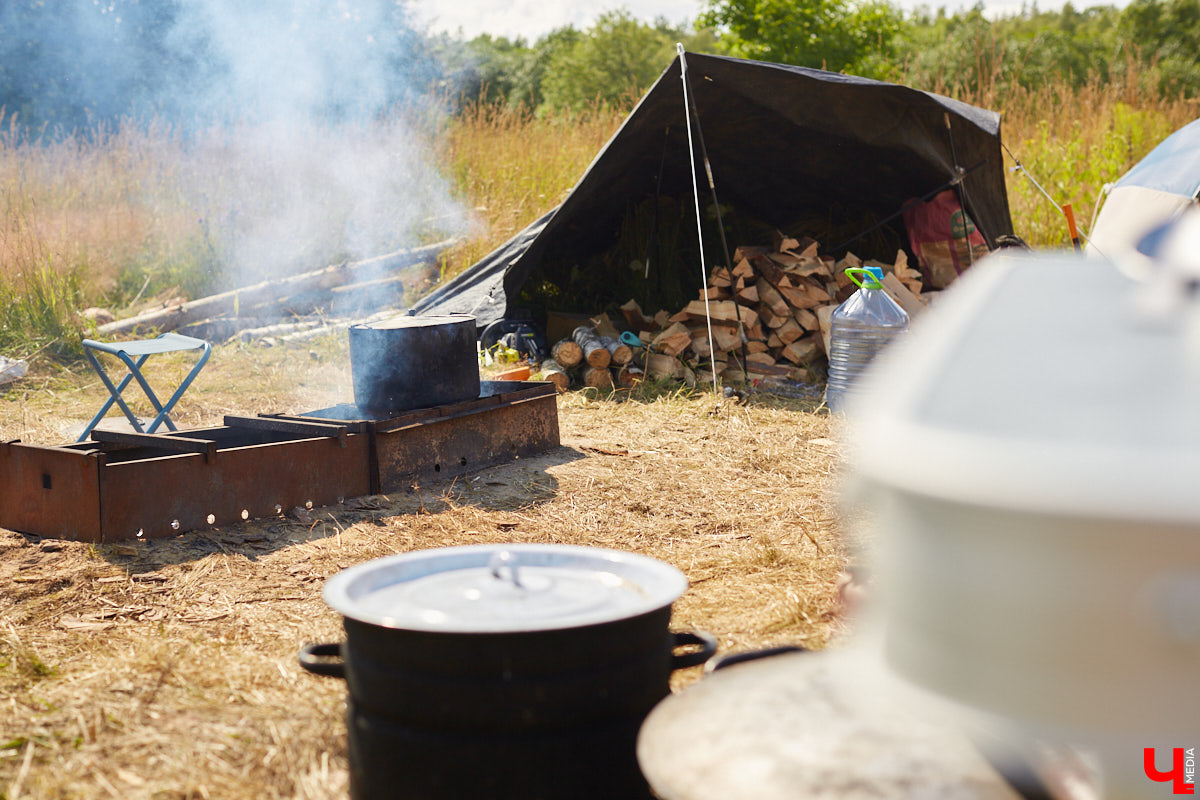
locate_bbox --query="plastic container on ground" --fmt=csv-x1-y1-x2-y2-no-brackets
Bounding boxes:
824,266,909,412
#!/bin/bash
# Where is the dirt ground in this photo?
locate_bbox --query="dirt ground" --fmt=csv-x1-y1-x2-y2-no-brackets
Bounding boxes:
0,338,848,799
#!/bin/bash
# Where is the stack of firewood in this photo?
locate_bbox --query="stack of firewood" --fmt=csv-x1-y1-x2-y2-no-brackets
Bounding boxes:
539,321,644,392
617,231,930,386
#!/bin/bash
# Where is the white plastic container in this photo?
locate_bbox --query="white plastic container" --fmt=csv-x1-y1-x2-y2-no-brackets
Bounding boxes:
849,252,1200,797
825,266,909,412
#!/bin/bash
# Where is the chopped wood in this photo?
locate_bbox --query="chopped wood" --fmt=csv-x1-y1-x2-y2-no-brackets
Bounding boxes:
749,253,785,287
731,258,755,279
735,283,759,305
650,322,691,357
733,245,770,262
881,272,927,318
552,339,584,369
615,364,644,388
702,285,729,301
746,341,769,354
772,230,801,253
744,322,766,341
572,326,612,368
599,336,633,365
495,365,531,381
794,307,820,331
747,351,776,366
590,313,621,339
834,252,863,288
583,366,614,390
758,304,786,330
646,353,685,380
653,310,670,329
539,360,570,392
767,331,783,348
816,305,835,355
781,336,820,365
755,279,789,317
776,317,803,345
619,299,653,331
709,267,732,288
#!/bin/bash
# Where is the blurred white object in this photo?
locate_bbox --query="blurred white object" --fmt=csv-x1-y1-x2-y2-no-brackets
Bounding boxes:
849,248,1200,798
0,356,28,387
1087,116,1200,278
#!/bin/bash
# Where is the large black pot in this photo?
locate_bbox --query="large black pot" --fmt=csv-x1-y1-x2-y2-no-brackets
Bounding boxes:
348,314,479,415
299,544,717,800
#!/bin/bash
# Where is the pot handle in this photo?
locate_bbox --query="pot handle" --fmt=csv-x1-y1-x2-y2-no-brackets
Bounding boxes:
298,642,346,679
670,630,718,671
704,645,807,674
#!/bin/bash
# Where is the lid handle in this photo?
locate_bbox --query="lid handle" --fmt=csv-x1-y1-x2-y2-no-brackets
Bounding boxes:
489,550,526,590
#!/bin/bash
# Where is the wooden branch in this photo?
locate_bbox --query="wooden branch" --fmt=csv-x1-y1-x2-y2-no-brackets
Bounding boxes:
98,238,457,337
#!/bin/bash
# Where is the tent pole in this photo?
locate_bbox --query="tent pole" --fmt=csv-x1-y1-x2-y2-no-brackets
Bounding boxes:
678,45,721,394
678,45,749,384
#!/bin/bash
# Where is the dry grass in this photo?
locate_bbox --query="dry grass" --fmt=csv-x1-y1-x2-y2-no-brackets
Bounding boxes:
0,338,848,800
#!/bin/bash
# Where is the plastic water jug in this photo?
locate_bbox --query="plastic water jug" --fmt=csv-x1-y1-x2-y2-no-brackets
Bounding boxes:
824,266,909,412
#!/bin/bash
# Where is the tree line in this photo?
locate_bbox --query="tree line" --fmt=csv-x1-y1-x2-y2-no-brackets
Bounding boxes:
0,0,1195,135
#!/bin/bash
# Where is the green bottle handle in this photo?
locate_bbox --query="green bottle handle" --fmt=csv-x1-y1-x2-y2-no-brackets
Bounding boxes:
845,267,884,290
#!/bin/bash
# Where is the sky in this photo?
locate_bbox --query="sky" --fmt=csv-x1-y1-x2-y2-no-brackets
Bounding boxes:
408,0,1122,41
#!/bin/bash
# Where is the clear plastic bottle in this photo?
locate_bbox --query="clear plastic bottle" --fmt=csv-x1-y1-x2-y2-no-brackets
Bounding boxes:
825,266,909,412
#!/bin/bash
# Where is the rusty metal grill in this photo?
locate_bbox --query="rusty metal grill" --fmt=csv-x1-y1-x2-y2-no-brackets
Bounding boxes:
0,381,560,542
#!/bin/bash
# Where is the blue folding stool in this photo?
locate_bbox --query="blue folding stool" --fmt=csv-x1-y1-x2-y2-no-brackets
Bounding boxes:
77,333,211,442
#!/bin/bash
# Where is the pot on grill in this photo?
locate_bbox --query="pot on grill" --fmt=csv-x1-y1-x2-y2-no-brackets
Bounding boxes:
299,543,716,800
348,314,479,415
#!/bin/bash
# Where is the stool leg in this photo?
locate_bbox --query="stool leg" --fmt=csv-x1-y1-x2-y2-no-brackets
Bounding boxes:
143,342,210,433
78,351,150,441
119,351,177,433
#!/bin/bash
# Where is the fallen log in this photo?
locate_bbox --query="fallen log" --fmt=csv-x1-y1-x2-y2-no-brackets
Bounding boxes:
583,366,614,390
572,326,611,368
98,238,456,337
599,336,633,366
552,339,584,369
539,360,570,392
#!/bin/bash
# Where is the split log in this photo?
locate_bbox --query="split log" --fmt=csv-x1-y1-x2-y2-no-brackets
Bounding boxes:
583,366,614,390
652,310,670,329
731,258,755,279
794,307,820,331
816,305,835,355
599,335,633,365
539,360,570,392
98,237,457,337
744,322,766,341
881,272,926,318
756,279,789,318
650,322,691,356
702,285,729,300
709,267,732,288
780,336,820,365
735,283,759,305
616,364,644,388
572,326,612,368
746,341,769,354
590,313,621,339
646,353,685,380
776,317,803,345
733,246,770,263
552,339,584,369
620,299,653,331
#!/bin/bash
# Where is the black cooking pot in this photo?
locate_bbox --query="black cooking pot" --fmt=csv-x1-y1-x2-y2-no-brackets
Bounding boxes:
299,544,717,800
348,314,479,415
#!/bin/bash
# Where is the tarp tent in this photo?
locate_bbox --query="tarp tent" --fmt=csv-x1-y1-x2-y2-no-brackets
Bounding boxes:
1087,117,1200,271
415,52,1014,328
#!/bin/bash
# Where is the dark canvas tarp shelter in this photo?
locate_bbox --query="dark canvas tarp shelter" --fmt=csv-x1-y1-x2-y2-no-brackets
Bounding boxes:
415,52,1013,328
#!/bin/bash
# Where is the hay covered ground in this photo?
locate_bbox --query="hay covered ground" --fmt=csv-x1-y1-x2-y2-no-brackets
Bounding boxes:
0,338,847,799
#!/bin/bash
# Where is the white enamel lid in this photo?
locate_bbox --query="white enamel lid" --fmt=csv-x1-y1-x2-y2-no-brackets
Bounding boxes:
323,544,688,633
